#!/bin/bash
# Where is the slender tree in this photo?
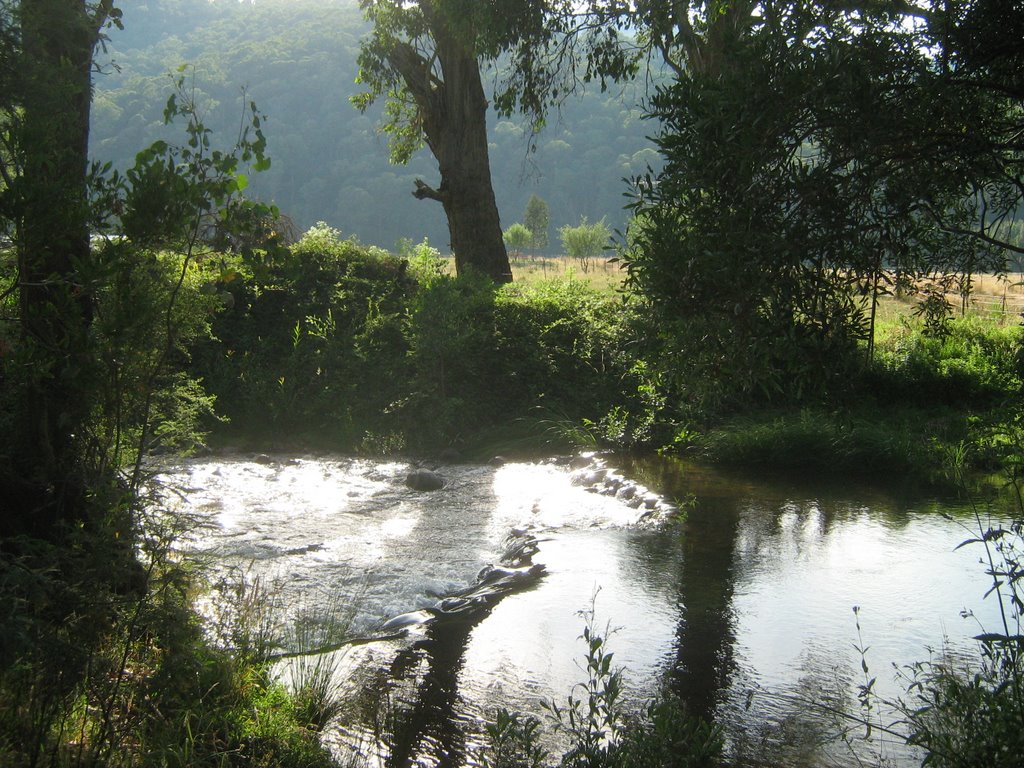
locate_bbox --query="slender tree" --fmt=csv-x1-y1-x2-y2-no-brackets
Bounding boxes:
560,215,610,273
524,193,550,254
503,221,531,259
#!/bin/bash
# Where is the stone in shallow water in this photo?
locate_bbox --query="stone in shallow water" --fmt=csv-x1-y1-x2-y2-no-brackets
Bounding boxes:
379,610,434,632
405,468,445,491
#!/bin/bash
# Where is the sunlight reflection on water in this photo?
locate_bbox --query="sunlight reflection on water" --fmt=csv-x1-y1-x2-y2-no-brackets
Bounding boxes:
157,453,1009,768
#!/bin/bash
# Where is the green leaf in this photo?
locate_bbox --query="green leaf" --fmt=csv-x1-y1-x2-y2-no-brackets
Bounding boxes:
235,173,249,192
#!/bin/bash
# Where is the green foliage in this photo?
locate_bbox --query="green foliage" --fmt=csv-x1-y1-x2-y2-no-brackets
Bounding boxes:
1,59,276,541
191,250,650,454
402,270,499,447
398,236,445,284
193,222,413,445
690,407,954,484
610,696,724,768
902,650,1024,768
898,432,1024,767
480,608,723,768
0,513,337,768
622,29,868,409
559,216,610,274
620,0,1018,413
504,222,532,257
480,709,549,768
91,247,222,460
871,317,1024,408
667,314,1024,483
543,615,627,766
0,51,325,760
352,0,632,147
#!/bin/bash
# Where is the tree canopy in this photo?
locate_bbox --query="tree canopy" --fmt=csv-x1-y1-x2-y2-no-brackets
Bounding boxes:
612,0,1024,407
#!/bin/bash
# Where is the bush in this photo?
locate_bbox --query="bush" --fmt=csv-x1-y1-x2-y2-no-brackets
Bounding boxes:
192,223,413,445
903,650,1024,768
870,316,1023,408
480,613,723,768
191,249,651,454
399,275,651,453
690,407,954,483
899,445,1024,767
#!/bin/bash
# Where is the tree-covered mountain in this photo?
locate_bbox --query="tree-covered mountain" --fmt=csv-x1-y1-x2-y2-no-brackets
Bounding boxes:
89,0,660,252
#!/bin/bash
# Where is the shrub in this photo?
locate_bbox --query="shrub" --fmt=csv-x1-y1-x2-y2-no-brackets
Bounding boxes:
870,316,1023,408
480,611,723,768
190,237,659,453
192,223,413,444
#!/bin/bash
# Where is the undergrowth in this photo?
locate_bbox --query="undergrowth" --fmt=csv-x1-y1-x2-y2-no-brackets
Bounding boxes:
0,506,343,768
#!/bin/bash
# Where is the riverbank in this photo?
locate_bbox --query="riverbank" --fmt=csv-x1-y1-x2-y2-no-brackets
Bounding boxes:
182,231,1023,492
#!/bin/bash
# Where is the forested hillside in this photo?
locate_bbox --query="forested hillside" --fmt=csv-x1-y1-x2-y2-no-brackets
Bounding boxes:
90,0,660,251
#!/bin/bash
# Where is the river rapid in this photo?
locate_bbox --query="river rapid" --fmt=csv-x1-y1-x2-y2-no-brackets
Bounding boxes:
156,452,1008,767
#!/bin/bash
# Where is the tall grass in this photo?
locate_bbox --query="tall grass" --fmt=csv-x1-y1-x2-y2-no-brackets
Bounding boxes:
676,310,1022,485
692,407,948,482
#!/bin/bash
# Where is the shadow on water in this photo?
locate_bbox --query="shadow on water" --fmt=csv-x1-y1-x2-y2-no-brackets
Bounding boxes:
617,454,1007,766
382,613,490,767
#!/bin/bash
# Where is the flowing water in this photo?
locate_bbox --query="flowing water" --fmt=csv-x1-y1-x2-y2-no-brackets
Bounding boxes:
157,452,1010,767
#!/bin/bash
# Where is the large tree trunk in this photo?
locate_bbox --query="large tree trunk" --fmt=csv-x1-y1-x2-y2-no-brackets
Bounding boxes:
389,13,512,283
9,0,103,534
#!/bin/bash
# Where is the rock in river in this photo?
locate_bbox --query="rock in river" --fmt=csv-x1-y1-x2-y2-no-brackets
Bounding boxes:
405,468,445,491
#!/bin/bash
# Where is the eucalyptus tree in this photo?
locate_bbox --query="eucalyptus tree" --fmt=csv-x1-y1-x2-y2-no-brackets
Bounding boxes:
353,0,636,283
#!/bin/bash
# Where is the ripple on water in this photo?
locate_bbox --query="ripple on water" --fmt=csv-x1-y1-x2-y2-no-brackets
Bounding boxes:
157,455,664,641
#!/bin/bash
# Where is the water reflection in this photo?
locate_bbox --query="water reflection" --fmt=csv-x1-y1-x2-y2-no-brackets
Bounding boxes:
161,453,1008,768
623,457,1006,767
670,491,740,722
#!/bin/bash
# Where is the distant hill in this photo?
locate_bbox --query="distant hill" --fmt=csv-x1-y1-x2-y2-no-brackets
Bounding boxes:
89,0,662,253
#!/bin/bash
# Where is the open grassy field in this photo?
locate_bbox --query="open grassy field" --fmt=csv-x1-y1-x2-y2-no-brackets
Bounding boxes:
872,271,1024,330
507,257,1024,318
510,253,625,290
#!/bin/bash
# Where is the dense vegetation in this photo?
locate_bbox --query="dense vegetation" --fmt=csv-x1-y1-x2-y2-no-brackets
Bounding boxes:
2,0,1023,766
188,225,650,454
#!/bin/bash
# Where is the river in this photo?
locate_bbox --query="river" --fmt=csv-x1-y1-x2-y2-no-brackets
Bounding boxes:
156,452,1009,767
